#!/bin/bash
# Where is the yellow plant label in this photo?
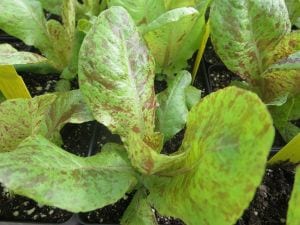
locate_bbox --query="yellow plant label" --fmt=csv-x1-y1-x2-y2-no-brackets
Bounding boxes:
0,65,31,99
268,133,300,165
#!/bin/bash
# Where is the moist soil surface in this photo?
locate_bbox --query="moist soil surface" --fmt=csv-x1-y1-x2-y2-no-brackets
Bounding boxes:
204,39,223,65
208,65,237,91
237,165,295,225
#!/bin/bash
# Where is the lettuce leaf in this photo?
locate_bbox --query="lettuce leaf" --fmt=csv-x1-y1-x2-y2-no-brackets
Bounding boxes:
0,137,136,212
210,0,291,81
0,90,93,152
145,87,274,225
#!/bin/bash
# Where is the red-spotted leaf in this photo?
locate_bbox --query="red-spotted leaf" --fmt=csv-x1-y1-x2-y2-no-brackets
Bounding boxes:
0,137,136,212
126,131,186,174
260,52,300,103
267,31,300,66
107,1,210,75
143,7,205,75
0,90,93,152
145,87,274,225
210,0,291,81
78,7,156,137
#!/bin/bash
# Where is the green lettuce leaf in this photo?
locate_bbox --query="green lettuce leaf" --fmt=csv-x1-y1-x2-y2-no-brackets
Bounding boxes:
78,6,156,137
270,95,300,142
156,71,198,141
45,0,76,70
143,7,204,75
0,0,76,71
107,0,165,27
107,0,210,75
210,0,291,81
76,0,101,18
0,44,47,65
145,87,274,225
0,137,136,212
0,0,51,52
185,85,201,110
121,189,158,225
260,52,300,103
37,0,63,15
287,166,300,225
285,0,300,27
0,90,93,152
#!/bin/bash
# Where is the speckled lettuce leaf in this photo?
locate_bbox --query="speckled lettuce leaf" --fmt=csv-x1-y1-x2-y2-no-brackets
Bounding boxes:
145,87,274,225
210,0,291,81
45,0,76,70
121,189,158,225
0,0,51,52
270,95,300,142
261,52,300,103
107,1,210,75
156,71,194,141
0,138,136,212
143,7,204,75
0,90,93,152
285,0,300,27
0,44,47,65
287,167,300,225
78,7,156,137
268,31,300,66
126,131,186,174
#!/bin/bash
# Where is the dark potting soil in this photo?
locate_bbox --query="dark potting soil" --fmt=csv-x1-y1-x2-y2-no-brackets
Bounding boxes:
20,72,59,97
204,39,222,65
0,185,72,223
208,65,237,92
237,164,295,225
162,129,185,155
79,194,133,224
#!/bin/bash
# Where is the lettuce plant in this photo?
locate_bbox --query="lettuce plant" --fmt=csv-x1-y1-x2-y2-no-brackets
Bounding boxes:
210,0,300,142
0,0,75,71
106,0,212,76
0,6,275,225
0,0,84,90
